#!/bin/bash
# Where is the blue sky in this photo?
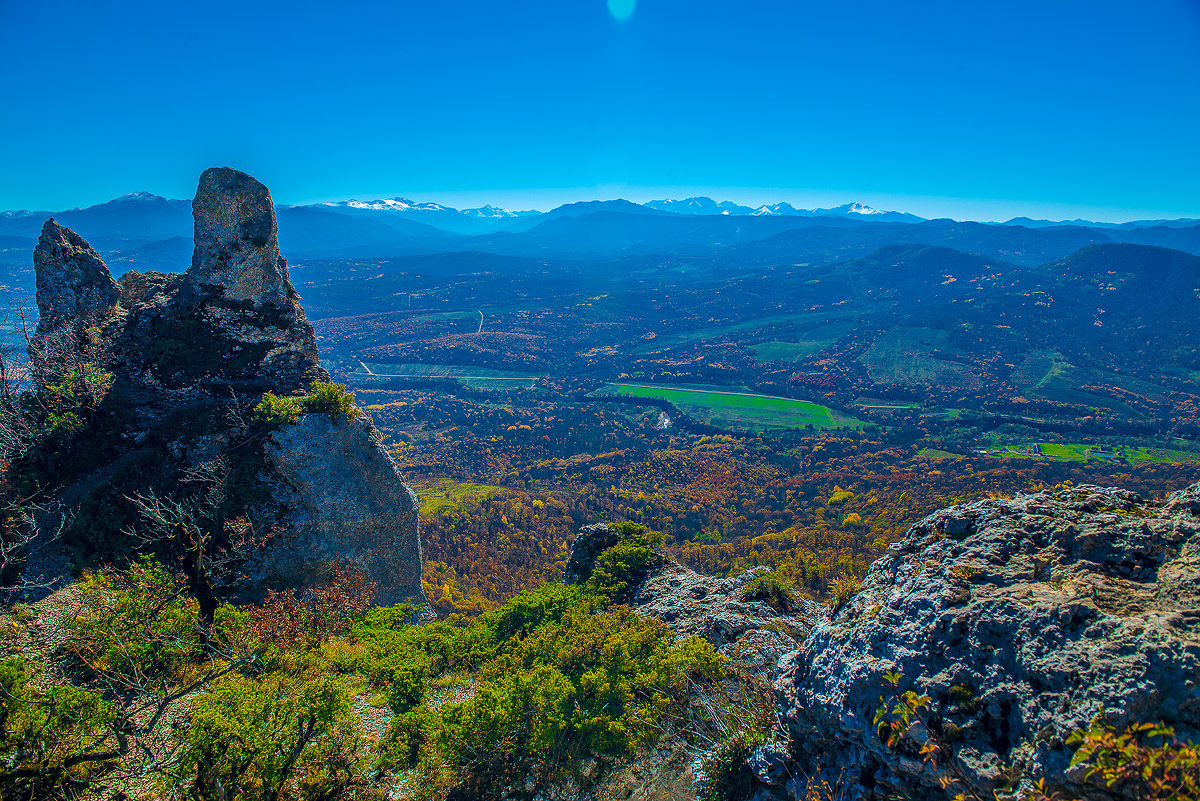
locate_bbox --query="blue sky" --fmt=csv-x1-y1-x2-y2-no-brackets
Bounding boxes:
2,0,1198,221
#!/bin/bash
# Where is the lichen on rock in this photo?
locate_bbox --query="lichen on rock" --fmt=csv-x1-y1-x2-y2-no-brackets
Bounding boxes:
761,481,1200,800
23,167,427,610
188,167,293,306
33,218,121,334
263,412,424,607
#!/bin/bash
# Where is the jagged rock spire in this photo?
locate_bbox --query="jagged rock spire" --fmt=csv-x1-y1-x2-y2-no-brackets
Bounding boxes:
188,167,293,305
33,219,120,334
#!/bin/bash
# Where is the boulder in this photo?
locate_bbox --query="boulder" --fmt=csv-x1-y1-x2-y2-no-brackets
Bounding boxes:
765,482,1200,800
33,218,120,334
188,167,292,306
263,413,424,607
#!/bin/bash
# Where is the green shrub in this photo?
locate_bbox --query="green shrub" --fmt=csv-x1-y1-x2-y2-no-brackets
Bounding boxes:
585,543,657,602
829,575,863,606
251,382,357,430
300,381,357,421
460,607,725,762
252,391,302,428
0,656,116,797
610,520,665,549
741,569,799,612
376,706,438,771
168,673,353,800
697,731,767,801
483,581,580,644
67,557,204,681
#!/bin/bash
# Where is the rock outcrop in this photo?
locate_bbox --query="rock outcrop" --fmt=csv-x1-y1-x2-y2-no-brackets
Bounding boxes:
189,167,294,306
33,219,120,334
759,482,1200,800
564,523,819,673
264,414,423,606
27,167,425,609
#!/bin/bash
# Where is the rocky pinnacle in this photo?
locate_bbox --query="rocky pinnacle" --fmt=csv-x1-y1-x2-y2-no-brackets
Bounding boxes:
33,219,120,334
188,167,293,305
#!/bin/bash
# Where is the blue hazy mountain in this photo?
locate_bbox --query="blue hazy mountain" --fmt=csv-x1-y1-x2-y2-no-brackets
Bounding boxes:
1000,216,1200,229
1,192,1197,271
644,196,926,222
303,197,540,235
0,191,193,243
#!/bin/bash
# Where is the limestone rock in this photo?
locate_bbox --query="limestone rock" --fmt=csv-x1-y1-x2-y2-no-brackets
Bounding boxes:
24,167,426,610
563,523,621,584
766,482,1200,800
565,524,819,676
188,167,292,306
264,413,425,608
33,219,120,334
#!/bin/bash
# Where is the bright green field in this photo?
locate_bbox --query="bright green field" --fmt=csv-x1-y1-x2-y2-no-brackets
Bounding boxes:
598,383,860,430
1127,446,1200,464
983,442,1200,464
408,479,507,516
357,363,541,389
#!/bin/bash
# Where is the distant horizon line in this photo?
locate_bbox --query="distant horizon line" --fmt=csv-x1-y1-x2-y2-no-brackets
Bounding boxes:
4,188,1197,228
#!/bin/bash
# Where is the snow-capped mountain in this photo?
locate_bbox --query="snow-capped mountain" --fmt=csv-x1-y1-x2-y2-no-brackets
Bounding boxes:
644,197,756,215
319,197,456,213
460,204,540,219
305,197,539,233
644,197,924,222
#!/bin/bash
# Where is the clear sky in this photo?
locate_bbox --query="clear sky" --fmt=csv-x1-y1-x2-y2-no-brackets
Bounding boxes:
2,0,1198,221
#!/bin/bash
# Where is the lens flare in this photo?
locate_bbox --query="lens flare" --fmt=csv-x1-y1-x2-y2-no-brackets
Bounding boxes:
607,0,636,20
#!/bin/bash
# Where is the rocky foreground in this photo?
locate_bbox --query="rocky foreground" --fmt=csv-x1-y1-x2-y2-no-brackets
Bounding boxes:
750,482,1200,800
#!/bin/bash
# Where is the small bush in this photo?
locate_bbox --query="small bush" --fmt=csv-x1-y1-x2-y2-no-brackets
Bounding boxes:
376,706,438,771
829,575,863,607
168,673,353,801
585,543,656,602
0,656,117,797
252,382,357,429
697,731,767,801
68,557,204,681
300,381,357,421
252,391,302,428
1057,717,1200,801
249,568,376,649
742,569,799,613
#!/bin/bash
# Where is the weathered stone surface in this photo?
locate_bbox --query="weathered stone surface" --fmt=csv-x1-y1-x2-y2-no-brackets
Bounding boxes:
264,413,425,608
563,523,621,584
33,218,120,334
764,482,1200,800
565,523,819,676
188,167,292,306
26,167,426,610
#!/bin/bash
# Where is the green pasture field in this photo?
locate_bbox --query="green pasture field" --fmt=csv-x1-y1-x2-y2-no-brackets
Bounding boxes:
917,448,962,459
596,383,861,431
355,362,541,389
1127,446,1200,464
982,442,1200,464
408,479,508,516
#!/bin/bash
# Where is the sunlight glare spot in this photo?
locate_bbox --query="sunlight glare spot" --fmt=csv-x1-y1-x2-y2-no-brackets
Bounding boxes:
607,0,636,20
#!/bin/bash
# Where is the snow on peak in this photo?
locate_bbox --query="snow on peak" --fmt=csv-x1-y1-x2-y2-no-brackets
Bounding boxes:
841,202,884,215
461,204,519,218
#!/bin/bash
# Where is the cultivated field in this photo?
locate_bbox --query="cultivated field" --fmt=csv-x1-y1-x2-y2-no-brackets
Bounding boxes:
596,383,860,430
